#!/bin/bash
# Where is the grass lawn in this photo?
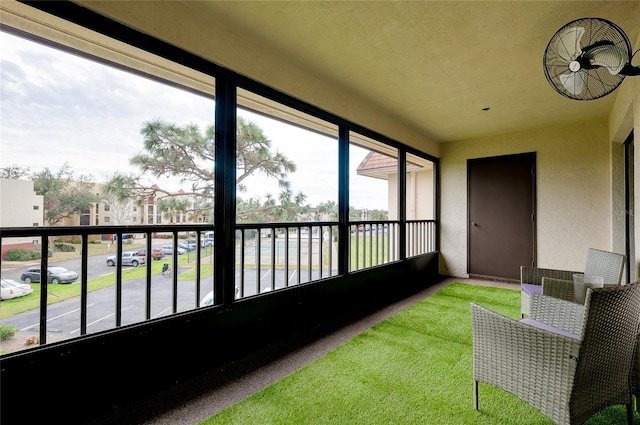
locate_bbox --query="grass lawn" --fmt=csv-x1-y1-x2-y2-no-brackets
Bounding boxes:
199,283,636,425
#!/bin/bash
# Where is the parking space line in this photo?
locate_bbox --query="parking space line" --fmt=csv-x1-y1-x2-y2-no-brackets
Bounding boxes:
21,304,96,332
152,307,171,319
70,304,133,334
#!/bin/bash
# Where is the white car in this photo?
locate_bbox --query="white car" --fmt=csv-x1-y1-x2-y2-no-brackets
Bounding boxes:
200,287,240,307
1,279,33,300
200,290,214,307
161,245,187,255
106,251,146,267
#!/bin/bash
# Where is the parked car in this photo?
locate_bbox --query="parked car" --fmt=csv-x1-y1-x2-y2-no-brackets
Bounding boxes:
106,251,146,267
161,245,187,255
197,235,214,247
20,266,79,284
179,242,196,252
1,279,33,300
184,239,201,250
200,290,214,307
200,287,239,307
151,248,165,260
134,248,165,260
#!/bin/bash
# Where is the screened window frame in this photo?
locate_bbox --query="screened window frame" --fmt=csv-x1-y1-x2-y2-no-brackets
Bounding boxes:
0,1,440,349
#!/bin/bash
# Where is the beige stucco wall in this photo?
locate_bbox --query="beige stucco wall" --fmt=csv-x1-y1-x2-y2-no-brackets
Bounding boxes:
608,31,640,280
415,169,434,220
440,119,612,278
387,174,398,220
609,30,640,145
439,32,639,281
385,169,434,221
0,178,44,228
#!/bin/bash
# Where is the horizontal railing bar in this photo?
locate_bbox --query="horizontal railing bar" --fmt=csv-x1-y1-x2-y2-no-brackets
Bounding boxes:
0,220,430,237
0,224,215,237
235,221,338,230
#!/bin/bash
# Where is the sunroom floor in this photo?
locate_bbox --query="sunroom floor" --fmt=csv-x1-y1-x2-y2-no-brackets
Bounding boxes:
87,277,514,425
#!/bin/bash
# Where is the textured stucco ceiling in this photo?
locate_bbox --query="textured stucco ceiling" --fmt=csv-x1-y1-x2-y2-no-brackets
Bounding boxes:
190,1,639,143
69,0,640,145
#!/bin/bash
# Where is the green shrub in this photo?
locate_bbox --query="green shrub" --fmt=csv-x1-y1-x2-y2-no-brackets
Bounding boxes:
53,236,81,244
5,248,41,261
54,243,76,252
0,324,18,341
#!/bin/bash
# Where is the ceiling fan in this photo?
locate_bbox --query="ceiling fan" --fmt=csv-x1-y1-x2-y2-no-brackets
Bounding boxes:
543,17,639,100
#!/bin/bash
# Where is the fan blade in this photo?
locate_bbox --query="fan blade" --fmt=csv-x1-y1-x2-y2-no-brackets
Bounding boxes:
559,70,586,96
585,44,627,75
555,26,585,62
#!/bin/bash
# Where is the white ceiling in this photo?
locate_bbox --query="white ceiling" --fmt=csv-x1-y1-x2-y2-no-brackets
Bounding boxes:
192,1,639,143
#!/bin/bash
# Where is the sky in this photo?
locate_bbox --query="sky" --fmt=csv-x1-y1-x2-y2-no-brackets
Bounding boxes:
0,30,388,210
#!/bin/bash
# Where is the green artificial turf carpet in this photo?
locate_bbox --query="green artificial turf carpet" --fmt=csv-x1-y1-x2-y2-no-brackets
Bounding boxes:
199,283,636,424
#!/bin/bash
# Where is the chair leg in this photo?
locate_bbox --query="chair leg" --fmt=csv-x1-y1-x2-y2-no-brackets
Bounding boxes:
627,402,634,425
474,381,479,410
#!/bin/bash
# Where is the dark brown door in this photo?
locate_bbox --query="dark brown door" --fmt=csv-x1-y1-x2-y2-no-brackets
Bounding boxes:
468,153,535,280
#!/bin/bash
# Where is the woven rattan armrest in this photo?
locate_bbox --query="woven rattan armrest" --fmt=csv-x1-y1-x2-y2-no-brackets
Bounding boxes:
471,303,581,409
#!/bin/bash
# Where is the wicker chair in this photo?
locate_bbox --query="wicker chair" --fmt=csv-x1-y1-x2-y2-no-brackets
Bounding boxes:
471,283,640,425
520,248,625,317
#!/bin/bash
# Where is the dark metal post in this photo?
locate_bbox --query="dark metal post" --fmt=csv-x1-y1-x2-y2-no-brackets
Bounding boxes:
214,77,237,305
80,235,89,334
39,235,49,344
338,125,349,275
398,151,407,261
